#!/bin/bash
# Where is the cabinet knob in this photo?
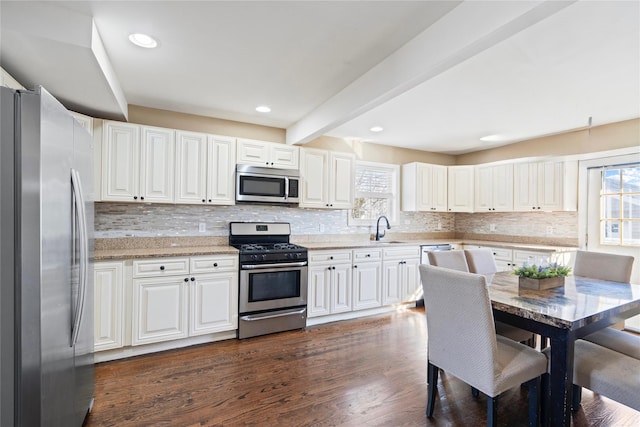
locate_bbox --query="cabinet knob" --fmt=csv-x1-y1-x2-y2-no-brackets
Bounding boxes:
140,196,144,200
213,262,218,267
202,199,206,203
353,265,357,268
329,256,333,260
160,265,165,271
329,204,333,207
190,277,195,281
184,278,189,282
332,266,336,270
366,254,371,257
326,204,330,207
133,196,138,200
208,199,212,203
327,266,331,271
271,162,274,166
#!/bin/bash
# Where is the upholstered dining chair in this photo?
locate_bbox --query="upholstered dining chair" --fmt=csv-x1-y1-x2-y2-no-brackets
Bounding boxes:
571,250,637,407
419,265,548,427
464,249,537,348
427,250,469,271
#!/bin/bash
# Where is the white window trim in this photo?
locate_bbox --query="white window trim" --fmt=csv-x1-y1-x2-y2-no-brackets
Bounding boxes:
348,160,400,227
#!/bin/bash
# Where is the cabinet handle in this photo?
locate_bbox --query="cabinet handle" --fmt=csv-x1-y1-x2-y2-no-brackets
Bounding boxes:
190,277,195,281
160,265,165,271
213,262,218,267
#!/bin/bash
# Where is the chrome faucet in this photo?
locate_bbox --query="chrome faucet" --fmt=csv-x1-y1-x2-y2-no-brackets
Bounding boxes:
375,215,391,241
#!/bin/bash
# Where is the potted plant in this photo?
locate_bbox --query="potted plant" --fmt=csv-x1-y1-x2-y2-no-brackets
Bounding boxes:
513,262,572,290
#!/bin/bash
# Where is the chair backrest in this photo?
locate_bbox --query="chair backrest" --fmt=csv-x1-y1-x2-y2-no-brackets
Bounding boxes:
419,264,497,389
573,251,634,283
464,248,498,275
427,250,469,272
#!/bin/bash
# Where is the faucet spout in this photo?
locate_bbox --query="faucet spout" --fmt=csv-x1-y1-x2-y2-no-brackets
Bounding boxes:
375,215,391,241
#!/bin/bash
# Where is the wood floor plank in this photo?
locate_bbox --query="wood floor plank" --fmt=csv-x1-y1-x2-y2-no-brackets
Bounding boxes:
86,308,640,427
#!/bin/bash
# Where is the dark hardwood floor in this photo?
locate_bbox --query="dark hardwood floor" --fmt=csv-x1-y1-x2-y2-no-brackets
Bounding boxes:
86,307,640,426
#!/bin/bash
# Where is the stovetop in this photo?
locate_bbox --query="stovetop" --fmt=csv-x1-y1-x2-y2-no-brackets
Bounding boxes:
229,222,307,264
237,243,306,253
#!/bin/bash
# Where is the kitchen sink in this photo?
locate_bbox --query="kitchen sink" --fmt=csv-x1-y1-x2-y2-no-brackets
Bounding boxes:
371,240,405,245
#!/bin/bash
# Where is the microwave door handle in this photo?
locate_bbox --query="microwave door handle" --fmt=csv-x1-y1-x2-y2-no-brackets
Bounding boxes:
284,176,289,200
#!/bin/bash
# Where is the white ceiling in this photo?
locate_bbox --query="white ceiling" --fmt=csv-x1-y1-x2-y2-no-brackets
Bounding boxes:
1,1,638,154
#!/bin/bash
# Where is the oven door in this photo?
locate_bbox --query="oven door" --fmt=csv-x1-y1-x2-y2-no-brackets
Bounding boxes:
239,262,308,313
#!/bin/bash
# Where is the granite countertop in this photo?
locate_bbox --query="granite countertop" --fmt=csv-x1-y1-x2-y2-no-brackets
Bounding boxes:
94,233,577,261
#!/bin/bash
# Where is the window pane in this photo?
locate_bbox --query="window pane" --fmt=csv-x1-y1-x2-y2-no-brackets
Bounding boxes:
622,221,640,246
603,169,620,193
621,166,640,193
351,197,390,220
601,220,620,244
622,194,640,219
601,195,620,218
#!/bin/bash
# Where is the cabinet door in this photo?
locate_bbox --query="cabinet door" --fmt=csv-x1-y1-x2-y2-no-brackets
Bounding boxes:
382,260,403,305
299,148,328,208
94,262,124,351
207,135,236,205
189,272,238,336
175,130,208,204
474,165,493,211
417,163,432,211
537,161,564,211
331,263,352,313
132,276,188,345
102,121,140,201
448,165,474,212
308,265,331,317
431,164,448,211
329,152,355,209
352,262,382,310
270,144,299,169
236,138,270,166
140,126,175,203
513,162,538,211
402,258,421,302
492,164,513,211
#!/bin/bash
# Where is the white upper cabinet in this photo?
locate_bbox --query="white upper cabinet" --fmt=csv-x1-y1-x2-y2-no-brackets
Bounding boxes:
236,138,299,169
175,131,236,205
402,162,448,212
447,165,475,212
299,147,354,209
513,160,578,211
474,163,513,212
102,121,174,203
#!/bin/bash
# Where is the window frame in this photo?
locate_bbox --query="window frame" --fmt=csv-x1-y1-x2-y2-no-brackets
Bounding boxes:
599,164,640,247
348,160,400,227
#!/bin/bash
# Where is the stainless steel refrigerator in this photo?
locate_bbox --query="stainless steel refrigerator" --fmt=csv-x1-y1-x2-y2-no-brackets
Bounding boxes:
1,86,94,426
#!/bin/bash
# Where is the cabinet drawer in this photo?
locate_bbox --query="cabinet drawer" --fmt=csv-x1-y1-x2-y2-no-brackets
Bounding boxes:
309,250,352,264
382,246,420,260
190,255,237,273
353,248,383,262
133,258,190,278
485,247,512,262
513,250,552,267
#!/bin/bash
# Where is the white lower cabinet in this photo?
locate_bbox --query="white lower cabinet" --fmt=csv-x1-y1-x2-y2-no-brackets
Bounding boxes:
130,255,238,346
382,246,420,305
94,261,124,351
308,250,352,318
352,248,383,310
463,245,571,272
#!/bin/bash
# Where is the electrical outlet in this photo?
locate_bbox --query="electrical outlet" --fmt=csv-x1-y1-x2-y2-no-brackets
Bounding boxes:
198,223,206,233
319,223,325,232
489,223,496,232
437,221,442,231
546,226,554,234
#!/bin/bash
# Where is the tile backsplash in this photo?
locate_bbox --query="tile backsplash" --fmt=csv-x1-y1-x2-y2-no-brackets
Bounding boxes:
95,203,453,238
95,203,577,243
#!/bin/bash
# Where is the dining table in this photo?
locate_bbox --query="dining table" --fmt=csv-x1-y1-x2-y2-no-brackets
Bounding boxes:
486,272,640,427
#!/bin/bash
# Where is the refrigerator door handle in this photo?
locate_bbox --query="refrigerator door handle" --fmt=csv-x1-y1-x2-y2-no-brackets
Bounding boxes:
70,168,88,347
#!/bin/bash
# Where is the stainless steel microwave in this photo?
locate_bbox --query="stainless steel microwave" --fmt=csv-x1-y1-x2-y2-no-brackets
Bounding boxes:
235,164,300,204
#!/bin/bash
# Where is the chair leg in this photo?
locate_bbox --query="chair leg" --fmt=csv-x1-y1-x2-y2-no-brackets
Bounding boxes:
471,386,479,398
487,396,498,427
527,378,539,427
427,362,439,418
571,384,582,411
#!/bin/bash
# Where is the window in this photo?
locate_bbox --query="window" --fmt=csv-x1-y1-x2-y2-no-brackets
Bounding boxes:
349,161,399,226
600,164,640,246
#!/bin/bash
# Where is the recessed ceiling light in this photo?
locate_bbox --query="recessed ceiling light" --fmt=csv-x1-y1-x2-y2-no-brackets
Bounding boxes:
370,126,384,132
479,134,507,142
256,105,271,113
128,33,158,49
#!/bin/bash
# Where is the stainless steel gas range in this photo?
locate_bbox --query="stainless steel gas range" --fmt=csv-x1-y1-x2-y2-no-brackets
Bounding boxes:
229,222,308,339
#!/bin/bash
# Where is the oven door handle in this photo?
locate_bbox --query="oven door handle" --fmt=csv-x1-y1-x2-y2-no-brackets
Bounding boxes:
240,307,307,322
242,261,308,270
